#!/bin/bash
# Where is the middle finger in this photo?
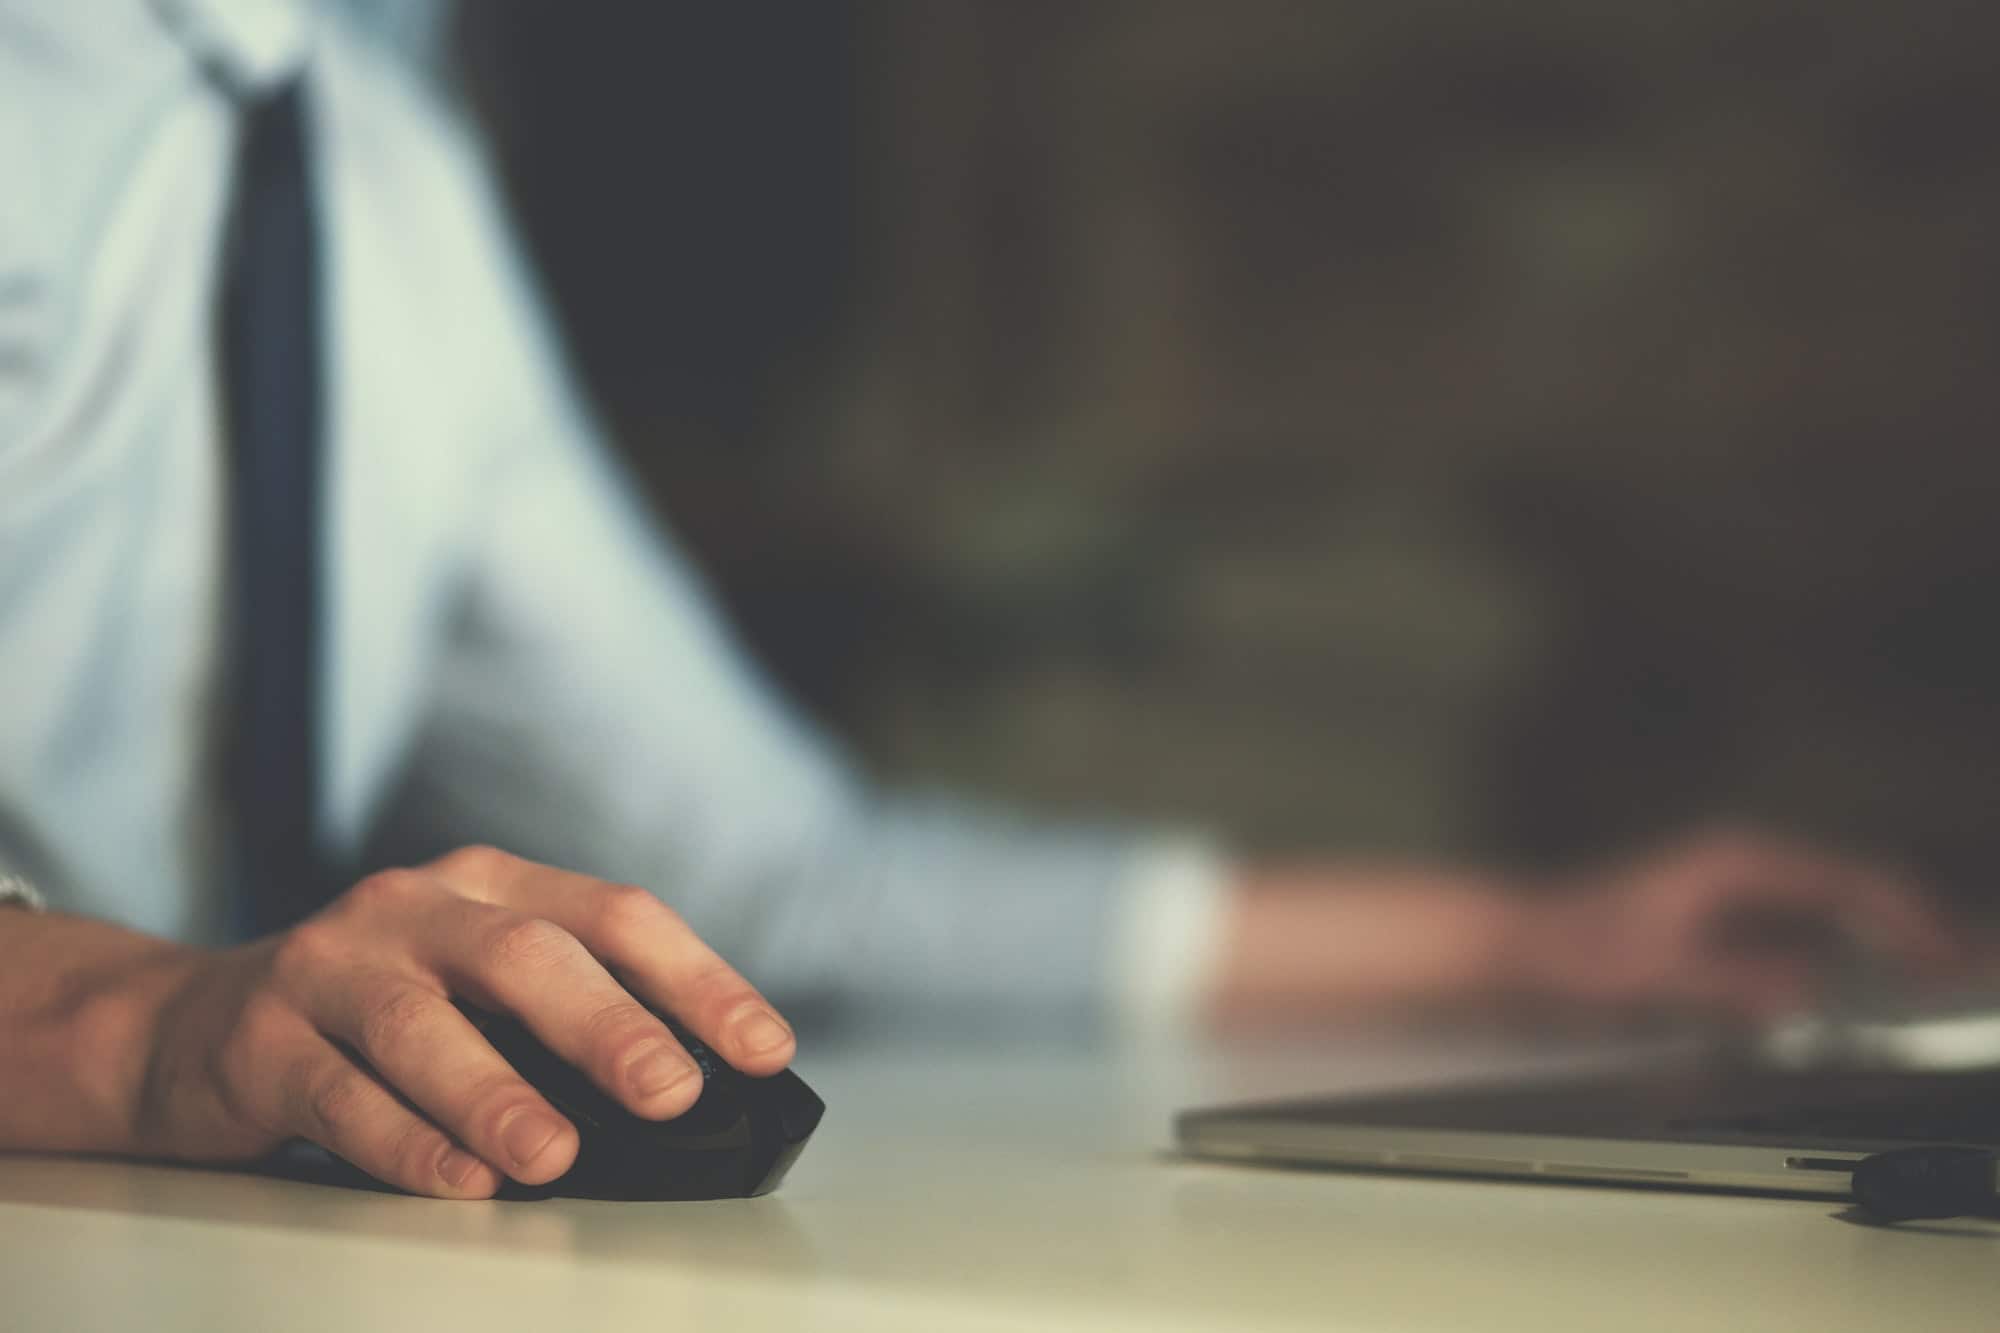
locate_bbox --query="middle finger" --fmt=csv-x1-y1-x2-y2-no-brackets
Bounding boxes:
416,898,707,1119
309,972,582,1185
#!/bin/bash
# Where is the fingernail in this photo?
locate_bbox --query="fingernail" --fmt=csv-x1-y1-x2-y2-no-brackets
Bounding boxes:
500,1111,563,1167
737,1011,793,1056
631,1046,700,1099
438,1146,486,1189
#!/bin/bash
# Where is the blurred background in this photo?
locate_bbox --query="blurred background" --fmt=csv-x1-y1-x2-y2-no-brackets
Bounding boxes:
397,1,1996,899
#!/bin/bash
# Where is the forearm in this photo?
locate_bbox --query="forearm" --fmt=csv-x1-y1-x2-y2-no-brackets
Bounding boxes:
707,794,1139,1023
0,911,196,1153
1208,864,1527,1028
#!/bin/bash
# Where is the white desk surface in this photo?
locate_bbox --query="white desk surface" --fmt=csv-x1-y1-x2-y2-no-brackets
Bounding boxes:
5,1032,1996,1332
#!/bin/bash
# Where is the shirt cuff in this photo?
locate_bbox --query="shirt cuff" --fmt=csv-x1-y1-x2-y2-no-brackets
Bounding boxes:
0,870,47,912
1107,835,1233,1042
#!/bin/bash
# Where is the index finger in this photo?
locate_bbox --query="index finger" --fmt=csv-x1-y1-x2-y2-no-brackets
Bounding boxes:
428,848,796,1076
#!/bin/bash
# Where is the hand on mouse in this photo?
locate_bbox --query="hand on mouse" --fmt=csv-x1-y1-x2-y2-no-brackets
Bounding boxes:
116,846,795,1199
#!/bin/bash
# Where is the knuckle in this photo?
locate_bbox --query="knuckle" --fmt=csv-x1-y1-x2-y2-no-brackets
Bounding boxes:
270,920,344,981
712,990,772,1033
388,1122,453,1187
465,1079,548,1144
599,883,670,935
687,975,763,1030
482,916,576,973
580,997,655,1043
583,1004,667,1069
684,961,747,1001
432,844,516,884
350,867,431,909
356,986,439,1062
306,1067,375,1131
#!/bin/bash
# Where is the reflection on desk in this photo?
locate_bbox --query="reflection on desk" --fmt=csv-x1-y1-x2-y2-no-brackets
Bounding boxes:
5,1033,1997,1332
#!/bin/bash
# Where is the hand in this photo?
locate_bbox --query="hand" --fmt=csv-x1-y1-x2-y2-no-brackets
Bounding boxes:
1512,827,1967,1023
123,846,794,1199
1211,827,1964,1030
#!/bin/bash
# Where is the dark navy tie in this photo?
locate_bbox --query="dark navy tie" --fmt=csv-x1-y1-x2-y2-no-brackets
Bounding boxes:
219,80,327,936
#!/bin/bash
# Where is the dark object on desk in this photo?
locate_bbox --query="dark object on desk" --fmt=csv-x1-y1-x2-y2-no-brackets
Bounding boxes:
1851,1147,2000,1222
261,1006,824,1201
1179,1064,2000,1204
458,1003,824,1201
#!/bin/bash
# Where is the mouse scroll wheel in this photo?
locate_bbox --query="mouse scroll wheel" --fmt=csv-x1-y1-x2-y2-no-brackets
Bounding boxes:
663,1020,723,1078
684,1042,722,1081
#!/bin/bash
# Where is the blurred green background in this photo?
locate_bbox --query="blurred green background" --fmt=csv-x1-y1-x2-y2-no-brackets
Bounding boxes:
445,1,2000,894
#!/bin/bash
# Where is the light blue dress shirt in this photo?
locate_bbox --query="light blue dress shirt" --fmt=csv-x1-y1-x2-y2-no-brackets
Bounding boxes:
0,0,1225,1028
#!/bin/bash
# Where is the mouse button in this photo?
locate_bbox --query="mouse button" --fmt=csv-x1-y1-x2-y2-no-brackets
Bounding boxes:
471,1013,624,1134
663,1019,729,1081
636,1110,755,1154
558,1138,759,1202
780,1090,825,1144
748,1070,824,1143
686,1042,726,1084
654,1076,750,1138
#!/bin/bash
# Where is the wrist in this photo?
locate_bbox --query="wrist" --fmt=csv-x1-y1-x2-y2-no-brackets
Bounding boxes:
75,944,208,1153
0,916,205,1154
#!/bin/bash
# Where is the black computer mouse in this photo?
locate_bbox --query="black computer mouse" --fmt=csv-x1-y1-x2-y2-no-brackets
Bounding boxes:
256,1003,824,1201
455,1001,825,1201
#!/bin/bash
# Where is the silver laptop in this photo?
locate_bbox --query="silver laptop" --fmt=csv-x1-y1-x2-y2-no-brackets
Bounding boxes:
1176,1009,2000,1201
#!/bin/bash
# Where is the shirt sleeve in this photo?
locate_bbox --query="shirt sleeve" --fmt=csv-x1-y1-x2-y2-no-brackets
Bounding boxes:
1108,837,1234,1041
365,134,1228,1030
0,870,47,913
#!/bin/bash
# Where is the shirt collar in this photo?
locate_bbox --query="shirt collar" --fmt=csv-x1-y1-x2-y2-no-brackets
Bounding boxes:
148,0,311,98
